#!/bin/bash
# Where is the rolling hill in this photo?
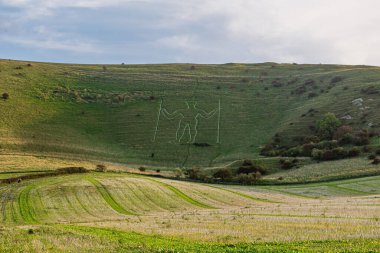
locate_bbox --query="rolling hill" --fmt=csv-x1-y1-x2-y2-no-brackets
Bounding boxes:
1,59,380,171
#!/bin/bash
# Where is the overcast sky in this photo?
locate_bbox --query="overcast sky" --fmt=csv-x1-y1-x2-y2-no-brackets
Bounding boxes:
1,0,380,65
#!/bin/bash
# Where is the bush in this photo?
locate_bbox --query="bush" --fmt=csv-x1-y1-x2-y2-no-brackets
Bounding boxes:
237,160,266,175
186,167,200,180
213,168,232,181
372,158,380,165
138,167,146,172
334,125,353,140
96,164,107,172
237,172,262,185
331,76,343,84
56,167,88,174
156,169,161,173
347,147,360,157
280,159,297,169
2,92,9,100
353,130,370,146
260,143,276,156
368,154,376,160
282,146,302,157
302,143,315,156
317,113,341,139
174,168,183,178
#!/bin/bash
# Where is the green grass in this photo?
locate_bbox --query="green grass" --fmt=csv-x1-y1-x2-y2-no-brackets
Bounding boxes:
0,224,379,253
2,60,380,171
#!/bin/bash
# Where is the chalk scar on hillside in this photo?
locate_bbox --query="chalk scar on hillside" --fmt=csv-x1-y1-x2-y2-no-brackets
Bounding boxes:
153,100,221,144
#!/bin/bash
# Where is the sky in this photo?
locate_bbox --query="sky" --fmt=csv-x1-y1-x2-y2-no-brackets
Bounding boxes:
1,0,380,65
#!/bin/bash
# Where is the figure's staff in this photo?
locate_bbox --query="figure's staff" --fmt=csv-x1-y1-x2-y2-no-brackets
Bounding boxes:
217,99,221,144
152,99,163,142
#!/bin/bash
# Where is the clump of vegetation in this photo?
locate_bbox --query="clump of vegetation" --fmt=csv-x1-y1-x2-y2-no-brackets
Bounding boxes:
331,76,343,84
237,160,266,175
193,143,211,147
280,159,299,169
213,168,232,181
138,167,146,172
361,86,379,95
317,113,341,139
2,92,9,100
261,111,372,163
96,164,107,172
237,172,262,185
372,158,380,165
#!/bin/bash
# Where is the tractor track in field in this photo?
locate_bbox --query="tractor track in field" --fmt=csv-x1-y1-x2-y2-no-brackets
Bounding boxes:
146,178,216,209
87,177,135,216
207,185,281,204
17,184,38,223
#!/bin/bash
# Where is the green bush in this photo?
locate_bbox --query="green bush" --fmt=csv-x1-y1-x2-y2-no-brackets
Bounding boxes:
317,113,341,139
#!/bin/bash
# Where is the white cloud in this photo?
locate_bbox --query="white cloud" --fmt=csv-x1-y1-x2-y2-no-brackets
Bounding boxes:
2,0,380,64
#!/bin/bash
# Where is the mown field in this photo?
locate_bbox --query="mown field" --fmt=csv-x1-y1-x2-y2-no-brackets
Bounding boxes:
2,60,380,169
0,172,379,252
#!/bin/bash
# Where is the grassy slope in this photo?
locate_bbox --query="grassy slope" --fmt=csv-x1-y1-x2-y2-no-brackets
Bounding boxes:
2,60,380,169
0,173,379,252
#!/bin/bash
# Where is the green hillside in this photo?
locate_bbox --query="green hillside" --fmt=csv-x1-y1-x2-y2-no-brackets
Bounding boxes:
1,60,380,169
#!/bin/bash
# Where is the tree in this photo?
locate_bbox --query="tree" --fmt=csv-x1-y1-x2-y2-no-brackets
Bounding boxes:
213,168,232,181
317,113,341,139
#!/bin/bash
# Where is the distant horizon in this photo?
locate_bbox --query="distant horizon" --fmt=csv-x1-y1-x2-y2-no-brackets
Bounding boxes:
2,58,380,68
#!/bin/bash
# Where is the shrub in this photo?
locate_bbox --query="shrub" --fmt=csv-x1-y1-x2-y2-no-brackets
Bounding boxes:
338,133,354,145
280,159,297,169
361,86,379,95
174,168,183,178
193,143,211,147
372,158,380,165
347,147,360,157
241,77,249,83
213,168,232,181
317,113,341,139
302,143,315,156
56,167,88,174
2,92,9,100
308,92,318,98
237,160,266,175
303,135,320,143
186,166,200,180
334,125,353,140
283,146,302,157
237,172,262,185
96,164,107,172
352,130,370,146
260,143,276,156
138,167,146,172
156,169,161,173
331,76,343,84
368,154,376,160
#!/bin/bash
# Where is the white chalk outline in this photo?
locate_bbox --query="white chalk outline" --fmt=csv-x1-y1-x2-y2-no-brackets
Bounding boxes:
153,100,220,143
